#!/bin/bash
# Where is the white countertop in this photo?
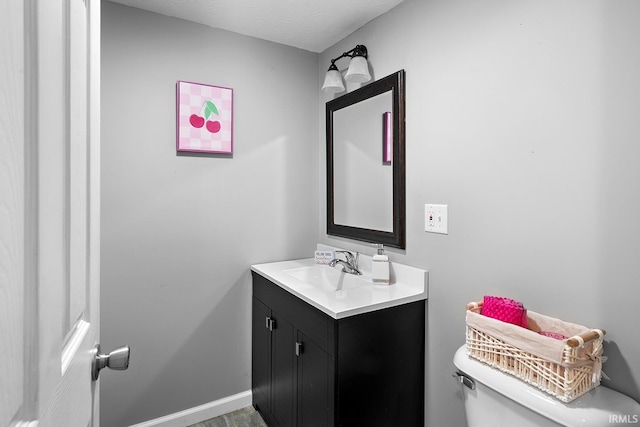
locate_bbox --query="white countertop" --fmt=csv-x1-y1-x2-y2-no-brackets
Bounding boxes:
251,257,428,319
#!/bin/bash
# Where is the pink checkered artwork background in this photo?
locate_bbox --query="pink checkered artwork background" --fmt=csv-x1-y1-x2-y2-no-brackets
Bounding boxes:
176,81,233,153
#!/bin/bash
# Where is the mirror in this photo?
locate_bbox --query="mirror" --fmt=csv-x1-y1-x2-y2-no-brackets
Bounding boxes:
326,70,405,248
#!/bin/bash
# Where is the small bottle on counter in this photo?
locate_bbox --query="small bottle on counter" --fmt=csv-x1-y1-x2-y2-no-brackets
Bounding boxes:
371,244,390,285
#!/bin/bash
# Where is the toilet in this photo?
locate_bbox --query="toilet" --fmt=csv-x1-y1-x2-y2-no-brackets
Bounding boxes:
453,345,640,426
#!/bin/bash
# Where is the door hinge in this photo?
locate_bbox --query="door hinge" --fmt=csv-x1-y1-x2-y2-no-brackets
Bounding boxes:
295,341,303,356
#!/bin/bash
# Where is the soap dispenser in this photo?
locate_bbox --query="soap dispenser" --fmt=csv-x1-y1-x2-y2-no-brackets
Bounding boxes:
371,244,390,285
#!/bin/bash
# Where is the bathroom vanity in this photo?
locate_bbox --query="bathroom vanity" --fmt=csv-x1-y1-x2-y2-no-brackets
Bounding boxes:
251,256,427,427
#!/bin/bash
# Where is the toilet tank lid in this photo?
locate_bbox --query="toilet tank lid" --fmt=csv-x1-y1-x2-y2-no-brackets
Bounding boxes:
453,345,640,426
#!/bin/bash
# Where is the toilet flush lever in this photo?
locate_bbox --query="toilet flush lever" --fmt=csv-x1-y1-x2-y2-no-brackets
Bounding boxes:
452,371,476,390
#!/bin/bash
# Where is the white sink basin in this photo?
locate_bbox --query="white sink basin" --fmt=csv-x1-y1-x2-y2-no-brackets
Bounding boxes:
252,256,428,319
283,265,369,292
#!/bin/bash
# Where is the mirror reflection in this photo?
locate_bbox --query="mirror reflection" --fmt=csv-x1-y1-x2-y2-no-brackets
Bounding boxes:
333,91,393,231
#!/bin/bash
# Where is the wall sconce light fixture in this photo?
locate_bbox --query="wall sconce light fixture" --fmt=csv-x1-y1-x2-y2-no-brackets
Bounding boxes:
321,45,371,93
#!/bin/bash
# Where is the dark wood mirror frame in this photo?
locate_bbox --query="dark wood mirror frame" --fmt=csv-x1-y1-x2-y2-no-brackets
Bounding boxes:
326,70,406,249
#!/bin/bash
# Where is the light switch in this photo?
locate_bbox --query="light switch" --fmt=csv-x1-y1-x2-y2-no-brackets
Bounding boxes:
425,204,448,234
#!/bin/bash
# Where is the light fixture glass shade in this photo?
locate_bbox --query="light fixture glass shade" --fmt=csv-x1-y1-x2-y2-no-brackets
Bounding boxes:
321,69,345,93
345,56,371,83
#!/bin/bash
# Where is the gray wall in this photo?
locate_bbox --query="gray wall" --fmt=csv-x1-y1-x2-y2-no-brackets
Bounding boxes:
101,3,318,426
319,0,640,426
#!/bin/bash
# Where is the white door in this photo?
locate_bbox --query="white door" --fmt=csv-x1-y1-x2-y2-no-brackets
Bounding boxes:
1,0,111,426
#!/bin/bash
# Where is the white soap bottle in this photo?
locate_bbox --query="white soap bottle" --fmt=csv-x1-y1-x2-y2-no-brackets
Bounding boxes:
371,244,390,285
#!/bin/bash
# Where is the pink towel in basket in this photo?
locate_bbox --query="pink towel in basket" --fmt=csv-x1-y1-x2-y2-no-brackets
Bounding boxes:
481,296,528,328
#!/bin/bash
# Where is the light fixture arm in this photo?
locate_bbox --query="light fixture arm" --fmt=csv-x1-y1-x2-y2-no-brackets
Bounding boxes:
326,45,368,71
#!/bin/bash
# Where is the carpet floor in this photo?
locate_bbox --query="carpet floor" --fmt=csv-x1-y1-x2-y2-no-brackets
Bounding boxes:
188,406,267,427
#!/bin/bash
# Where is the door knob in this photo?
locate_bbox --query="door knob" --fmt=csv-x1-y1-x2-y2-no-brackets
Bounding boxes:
91,344,130,381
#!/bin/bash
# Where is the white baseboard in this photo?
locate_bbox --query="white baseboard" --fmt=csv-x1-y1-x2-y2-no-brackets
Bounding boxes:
129,390,253,427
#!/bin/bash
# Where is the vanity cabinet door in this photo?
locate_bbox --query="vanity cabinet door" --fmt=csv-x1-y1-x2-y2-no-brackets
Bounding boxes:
268,316,333,427
252,298,272,416
272,315,296,427
297,334,332,427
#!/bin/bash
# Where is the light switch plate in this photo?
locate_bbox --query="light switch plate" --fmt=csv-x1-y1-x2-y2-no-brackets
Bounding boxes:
425,204,448,234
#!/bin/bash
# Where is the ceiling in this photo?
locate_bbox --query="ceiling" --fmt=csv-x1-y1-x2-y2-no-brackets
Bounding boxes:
108,0,405,53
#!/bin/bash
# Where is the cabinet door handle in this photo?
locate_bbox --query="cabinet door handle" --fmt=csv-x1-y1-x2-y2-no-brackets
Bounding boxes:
295,341,303,356
265,317,275,331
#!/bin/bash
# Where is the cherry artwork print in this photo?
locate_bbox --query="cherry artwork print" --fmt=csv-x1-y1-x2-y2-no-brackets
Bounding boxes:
190,100,221,133
177,80,233,154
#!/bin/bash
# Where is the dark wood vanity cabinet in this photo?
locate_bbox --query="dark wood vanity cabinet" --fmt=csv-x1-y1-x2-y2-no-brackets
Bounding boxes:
252,271,425,427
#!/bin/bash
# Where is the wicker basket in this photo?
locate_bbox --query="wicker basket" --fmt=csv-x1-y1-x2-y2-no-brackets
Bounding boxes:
465,301,606,402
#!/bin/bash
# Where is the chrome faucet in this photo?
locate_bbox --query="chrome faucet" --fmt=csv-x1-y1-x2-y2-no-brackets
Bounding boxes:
329,250,362,275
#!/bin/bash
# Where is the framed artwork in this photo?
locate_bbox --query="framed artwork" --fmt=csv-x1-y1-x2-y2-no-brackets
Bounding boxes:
176,80,234,154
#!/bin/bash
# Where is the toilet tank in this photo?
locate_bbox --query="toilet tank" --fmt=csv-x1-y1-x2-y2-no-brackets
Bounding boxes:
453,345,640,427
